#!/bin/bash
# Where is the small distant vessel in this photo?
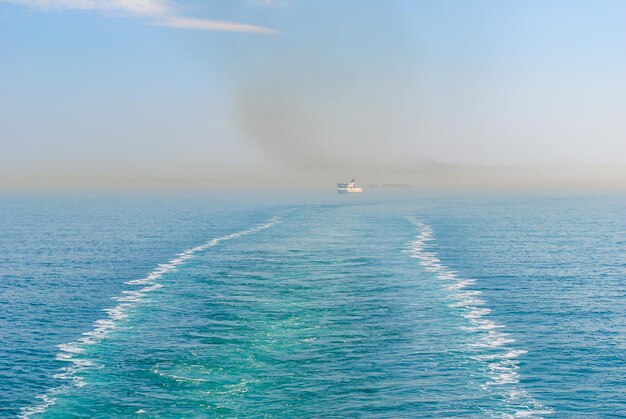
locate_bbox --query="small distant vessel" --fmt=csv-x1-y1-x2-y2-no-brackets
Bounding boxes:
337,178,363,194
369,182,410,188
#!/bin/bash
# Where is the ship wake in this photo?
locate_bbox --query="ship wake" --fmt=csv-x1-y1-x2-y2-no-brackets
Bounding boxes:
20,212,288,418
406,218,553,418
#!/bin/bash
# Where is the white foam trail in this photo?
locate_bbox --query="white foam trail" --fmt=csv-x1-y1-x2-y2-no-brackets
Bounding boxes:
406,218,553,418
20,212,287,419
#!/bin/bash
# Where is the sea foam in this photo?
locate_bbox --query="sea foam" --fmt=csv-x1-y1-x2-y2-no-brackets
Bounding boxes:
20,212,287,418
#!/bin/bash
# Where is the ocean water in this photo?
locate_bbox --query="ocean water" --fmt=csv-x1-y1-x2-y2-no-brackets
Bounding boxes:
1,191,625,417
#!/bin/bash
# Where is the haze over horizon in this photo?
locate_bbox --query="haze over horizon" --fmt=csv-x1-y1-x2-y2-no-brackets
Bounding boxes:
2,0,626,189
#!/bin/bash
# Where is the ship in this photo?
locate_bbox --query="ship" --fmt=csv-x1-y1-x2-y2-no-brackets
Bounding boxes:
337,178,363,194
369,182,410,188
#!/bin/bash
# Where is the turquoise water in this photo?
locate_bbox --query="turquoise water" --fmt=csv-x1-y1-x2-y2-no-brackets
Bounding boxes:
1,192,625,417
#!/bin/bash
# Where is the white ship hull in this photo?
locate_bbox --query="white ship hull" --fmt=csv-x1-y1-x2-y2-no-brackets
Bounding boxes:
337,187,363,193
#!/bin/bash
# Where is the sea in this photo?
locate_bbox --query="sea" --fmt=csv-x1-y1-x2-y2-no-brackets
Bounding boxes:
1,190,624,418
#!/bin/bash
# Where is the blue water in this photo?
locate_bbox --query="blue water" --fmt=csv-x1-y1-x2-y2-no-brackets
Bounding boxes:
1,191,624,417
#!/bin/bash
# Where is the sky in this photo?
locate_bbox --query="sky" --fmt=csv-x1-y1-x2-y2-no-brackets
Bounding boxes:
1,0,626,188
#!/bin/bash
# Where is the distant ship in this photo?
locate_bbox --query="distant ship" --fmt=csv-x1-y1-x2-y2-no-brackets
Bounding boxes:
369,182,410,188
337,178,363,194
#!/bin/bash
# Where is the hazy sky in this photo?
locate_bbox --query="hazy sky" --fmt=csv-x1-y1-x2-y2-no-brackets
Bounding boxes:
1,0,625,187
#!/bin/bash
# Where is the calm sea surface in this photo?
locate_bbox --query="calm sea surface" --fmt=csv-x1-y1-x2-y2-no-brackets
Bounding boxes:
1,191,624,417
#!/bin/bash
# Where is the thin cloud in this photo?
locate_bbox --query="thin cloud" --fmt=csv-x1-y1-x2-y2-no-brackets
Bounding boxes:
158,16,276,33
247,0,290,7
0,0,169,15
0,0,277,33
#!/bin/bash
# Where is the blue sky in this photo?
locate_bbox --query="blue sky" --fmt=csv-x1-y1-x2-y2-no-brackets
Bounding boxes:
1,0,625,187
